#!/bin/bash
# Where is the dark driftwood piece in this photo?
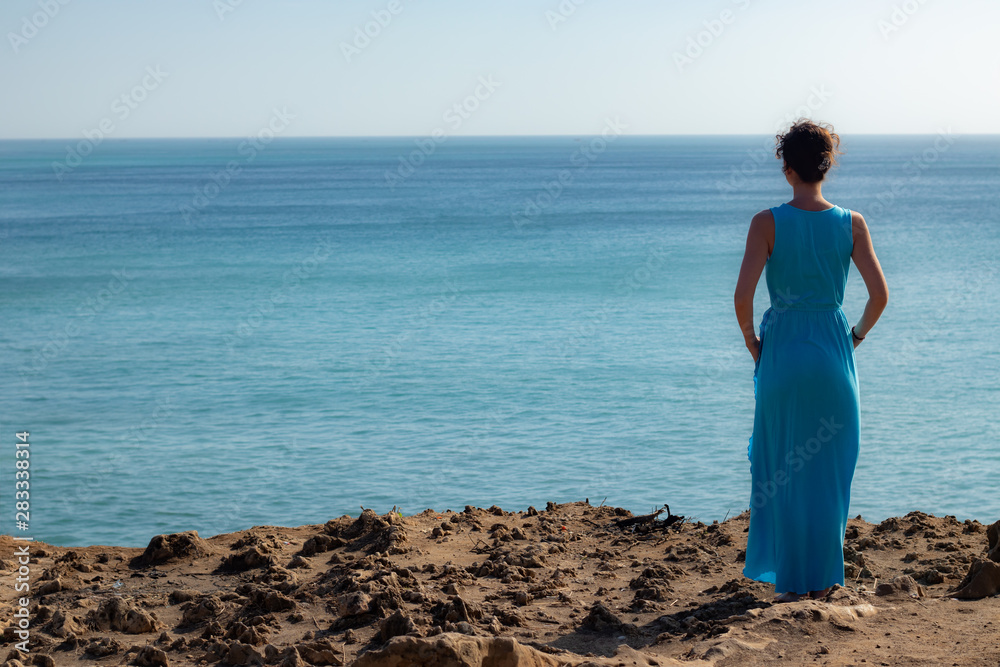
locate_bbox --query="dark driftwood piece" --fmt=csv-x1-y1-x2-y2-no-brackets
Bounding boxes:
613,505,684,531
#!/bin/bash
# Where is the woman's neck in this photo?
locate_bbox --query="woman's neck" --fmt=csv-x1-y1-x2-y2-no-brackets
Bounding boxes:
788,182,832,210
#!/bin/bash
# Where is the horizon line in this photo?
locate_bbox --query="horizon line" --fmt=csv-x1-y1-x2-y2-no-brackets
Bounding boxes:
1,131,993,142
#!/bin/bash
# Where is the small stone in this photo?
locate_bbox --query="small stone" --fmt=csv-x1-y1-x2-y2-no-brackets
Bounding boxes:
380,610,416,642
287,555,310,569
133,645,169,666
36,579,63,596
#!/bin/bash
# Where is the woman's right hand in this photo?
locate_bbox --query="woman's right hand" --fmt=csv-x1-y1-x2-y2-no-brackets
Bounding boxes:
747,335,761,363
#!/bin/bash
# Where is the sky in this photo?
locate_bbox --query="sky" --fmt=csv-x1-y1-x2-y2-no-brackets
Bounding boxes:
1,0,998,138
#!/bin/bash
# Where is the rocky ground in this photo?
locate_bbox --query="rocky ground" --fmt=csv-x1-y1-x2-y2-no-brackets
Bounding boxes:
1,500,998,666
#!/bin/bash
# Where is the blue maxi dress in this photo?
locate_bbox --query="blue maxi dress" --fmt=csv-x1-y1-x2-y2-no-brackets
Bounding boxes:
742,203,861,594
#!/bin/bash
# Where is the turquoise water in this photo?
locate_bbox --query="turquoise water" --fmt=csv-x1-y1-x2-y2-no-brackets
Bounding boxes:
1,135,997,547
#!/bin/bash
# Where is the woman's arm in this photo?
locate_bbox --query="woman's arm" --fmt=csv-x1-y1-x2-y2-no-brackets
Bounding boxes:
734,210,774,362
849,211,889,347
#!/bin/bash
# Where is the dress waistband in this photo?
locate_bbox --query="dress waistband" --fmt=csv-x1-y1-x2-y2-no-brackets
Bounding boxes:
767,304,843,313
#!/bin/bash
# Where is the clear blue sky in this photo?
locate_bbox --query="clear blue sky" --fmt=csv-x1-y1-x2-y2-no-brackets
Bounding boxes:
2,0,998,138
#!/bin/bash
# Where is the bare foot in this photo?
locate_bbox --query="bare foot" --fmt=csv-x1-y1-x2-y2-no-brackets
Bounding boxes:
808,586,833,599
773,591,803,603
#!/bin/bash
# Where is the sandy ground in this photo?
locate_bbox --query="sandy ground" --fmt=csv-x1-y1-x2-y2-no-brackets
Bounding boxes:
1,500,998,666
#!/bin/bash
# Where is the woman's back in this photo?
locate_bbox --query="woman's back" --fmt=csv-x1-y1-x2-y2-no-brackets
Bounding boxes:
744,204,861,596
765,203,853,312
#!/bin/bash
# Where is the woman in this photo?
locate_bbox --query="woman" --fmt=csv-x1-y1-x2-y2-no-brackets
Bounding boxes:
733,119,888,603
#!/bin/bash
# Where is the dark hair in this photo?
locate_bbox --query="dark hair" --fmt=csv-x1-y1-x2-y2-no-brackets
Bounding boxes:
775,119,842,183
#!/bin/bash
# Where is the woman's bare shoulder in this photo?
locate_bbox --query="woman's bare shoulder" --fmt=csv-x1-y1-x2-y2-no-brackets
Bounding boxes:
850,210,870,236
748,209,775,255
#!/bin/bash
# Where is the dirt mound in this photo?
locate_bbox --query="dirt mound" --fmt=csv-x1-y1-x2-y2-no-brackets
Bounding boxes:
87,597,160,634
326,509,408,555
179,595,226,626
133,644,169,666
580,601,634,634
352,633,568,667
944,518,1000,599
215,546,276,573
949,559,1000,599
875,574,925,598
131,530,211,567
43,609,88,638
987,520,1000,562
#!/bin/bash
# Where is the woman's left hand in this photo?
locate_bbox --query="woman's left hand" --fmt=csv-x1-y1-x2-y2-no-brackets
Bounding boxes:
746,336,761,363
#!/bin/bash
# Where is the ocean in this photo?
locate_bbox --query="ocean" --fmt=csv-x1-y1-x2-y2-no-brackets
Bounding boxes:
1,134,997,547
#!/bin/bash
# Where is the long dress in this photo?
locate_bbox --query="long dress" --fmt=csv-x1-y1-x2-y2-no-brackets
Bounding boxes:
742,202,861,594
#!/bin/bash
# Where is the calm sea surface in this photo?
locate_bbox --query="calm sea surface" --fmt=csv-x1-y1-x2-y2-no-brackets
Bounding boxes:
1,135,997,547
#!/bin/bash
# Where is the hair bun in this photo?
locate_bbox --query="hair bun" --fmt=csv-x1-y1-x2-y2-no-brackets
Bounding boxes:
774,119,842,184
